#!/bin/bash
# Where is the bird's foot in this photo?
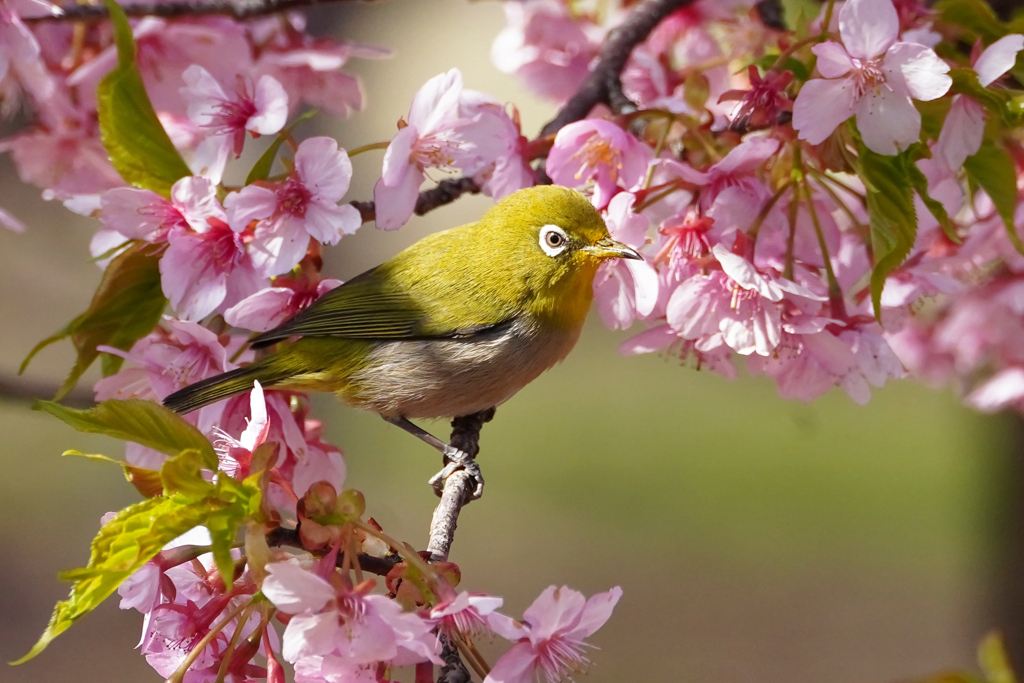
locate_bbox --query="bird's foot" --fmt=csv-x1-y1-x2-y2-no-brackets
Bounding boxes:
429,445,484,500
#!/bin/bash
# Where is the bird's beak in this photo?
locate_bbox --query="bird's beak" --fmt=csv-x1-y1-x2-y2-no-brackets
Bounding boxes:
583,237,643,261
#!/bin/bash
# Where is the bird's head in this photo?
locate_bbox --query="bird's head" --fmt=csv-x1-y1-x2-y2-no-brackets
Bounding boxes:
477,185,642,326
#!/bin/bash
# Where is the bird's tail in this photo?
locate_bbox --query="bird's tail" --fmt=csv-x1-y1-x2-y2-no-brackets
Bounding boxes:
163,359,290,414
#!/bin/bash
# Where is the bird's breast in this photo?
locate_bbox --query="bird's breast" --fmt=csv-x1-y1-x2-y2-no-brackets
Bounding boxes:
344,316,582,419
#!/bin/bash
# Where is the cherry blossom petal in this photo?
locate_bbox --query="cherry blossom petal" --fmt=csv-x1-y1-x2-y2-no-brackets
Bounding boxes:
295,137,353,203
238,381,269,451
374,157,424,231
249,74,289,135
855,86,921,155
792,77,858,145
886,42,951,101
965,367,1024,411
567,586,622,639
839,0,898,59
811,41,854,78
283,612,341,661
974,34,1024,87
483,642,537,683
935,95,985,172
262,561,335,614
523,586,587,641
225,185,278,231
618,324,677,355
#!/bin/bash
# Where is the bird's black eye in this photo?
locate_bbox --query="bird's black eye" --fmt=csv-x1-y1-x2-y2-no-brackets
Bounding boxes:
539,224,568,256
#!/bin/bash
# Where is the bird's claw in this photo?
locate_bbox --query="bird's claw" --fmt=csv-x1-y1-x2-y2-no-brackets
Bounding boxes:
429,447,484,500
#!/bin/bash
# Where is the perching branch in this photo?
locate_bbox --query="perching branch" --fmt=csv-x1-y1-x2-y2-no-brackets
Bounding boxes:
426,408,495,562
24,0,374,22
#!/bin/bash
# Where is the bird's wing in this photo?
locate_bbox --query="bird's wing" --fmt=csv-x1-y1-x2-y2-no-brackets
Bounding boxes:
249,262,513,348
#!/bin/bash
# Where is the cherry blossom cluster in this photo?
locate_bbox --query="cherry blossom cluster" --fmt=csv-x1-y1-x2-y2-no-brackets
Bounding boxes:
8,0,1024,678
496,0,1024,409
106,380,620,683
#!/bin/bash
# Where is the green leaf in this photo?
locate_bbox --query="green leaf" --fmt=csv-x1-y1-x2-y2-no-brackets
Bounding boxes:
935,0,1006,42
62,450,163,498
160,448,216,499
96,0,191,195
35,398,217,469
11,494,217,664
21,242,166,399
857,144,918,319
978,631,1017,683
949,68,1022,127
963,142,1024,254
906,158,961,244
245,108,319,184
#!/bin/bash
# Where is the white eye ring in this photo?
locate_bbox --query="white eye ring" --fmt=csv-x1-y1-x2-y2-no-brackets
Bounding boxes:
539,225,568,257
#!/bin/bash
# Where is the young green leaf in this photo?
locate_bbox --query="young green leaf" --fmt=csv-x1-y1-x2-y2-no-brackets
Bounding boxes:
20,242,166,399
857,144,918,319
62,450,163,498
96,0,191,195
11,494,217,664
963,142,1024,254
35,398,218,469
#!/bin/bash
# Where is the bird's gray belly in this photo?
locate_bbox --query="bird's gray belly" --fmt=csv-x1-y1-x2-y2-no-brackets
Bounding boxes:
346,317,580,419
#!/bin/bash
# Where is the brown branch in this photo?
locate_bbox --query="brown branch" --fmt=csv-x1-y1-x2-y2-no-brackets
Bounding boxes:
437,633,471,683
24,0,374,22
426,408,494,562
350,177,481,225
265,525,404,576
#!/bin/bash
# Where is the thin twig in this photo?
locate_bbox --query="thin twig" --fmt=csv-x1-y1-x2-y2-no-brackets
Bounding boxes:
24,0,375,22
426,408,494,562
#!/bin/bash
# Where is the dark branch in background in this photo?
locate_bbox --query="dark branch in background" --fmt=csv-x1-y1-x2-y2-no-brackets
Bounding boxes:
350,177,481,225
0,375,93,408
25,0,374,22
426,408,494,562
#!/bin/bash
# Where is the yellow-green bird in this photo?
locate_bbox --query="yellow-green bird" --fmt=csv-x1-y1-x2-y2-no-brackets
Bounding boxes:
164,185,641,497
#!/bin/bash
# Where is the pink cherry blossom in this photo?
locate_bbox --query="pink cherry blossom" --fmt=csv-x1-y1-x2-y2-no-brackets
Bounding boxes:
372,69,521,229
491,0,600,102
226,136,361,276
100,175,225,243
261,562,439,667
792,0,951,154
935,34,1024,172
212,381,271,478
485,585,622,683
546,119,652,208
225,277,342,332
666,244,827,356
593,192,659,329
429,592,504,640
181,64,288,182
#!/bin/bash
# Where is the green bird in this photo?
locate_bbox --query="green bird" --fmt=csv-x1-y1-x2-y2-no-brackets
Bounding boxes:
163,185,641,497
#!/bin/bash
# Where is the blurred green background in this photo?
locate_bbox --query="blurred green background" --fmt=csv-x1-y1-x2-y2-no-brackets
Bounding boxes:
0,1,1016,681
